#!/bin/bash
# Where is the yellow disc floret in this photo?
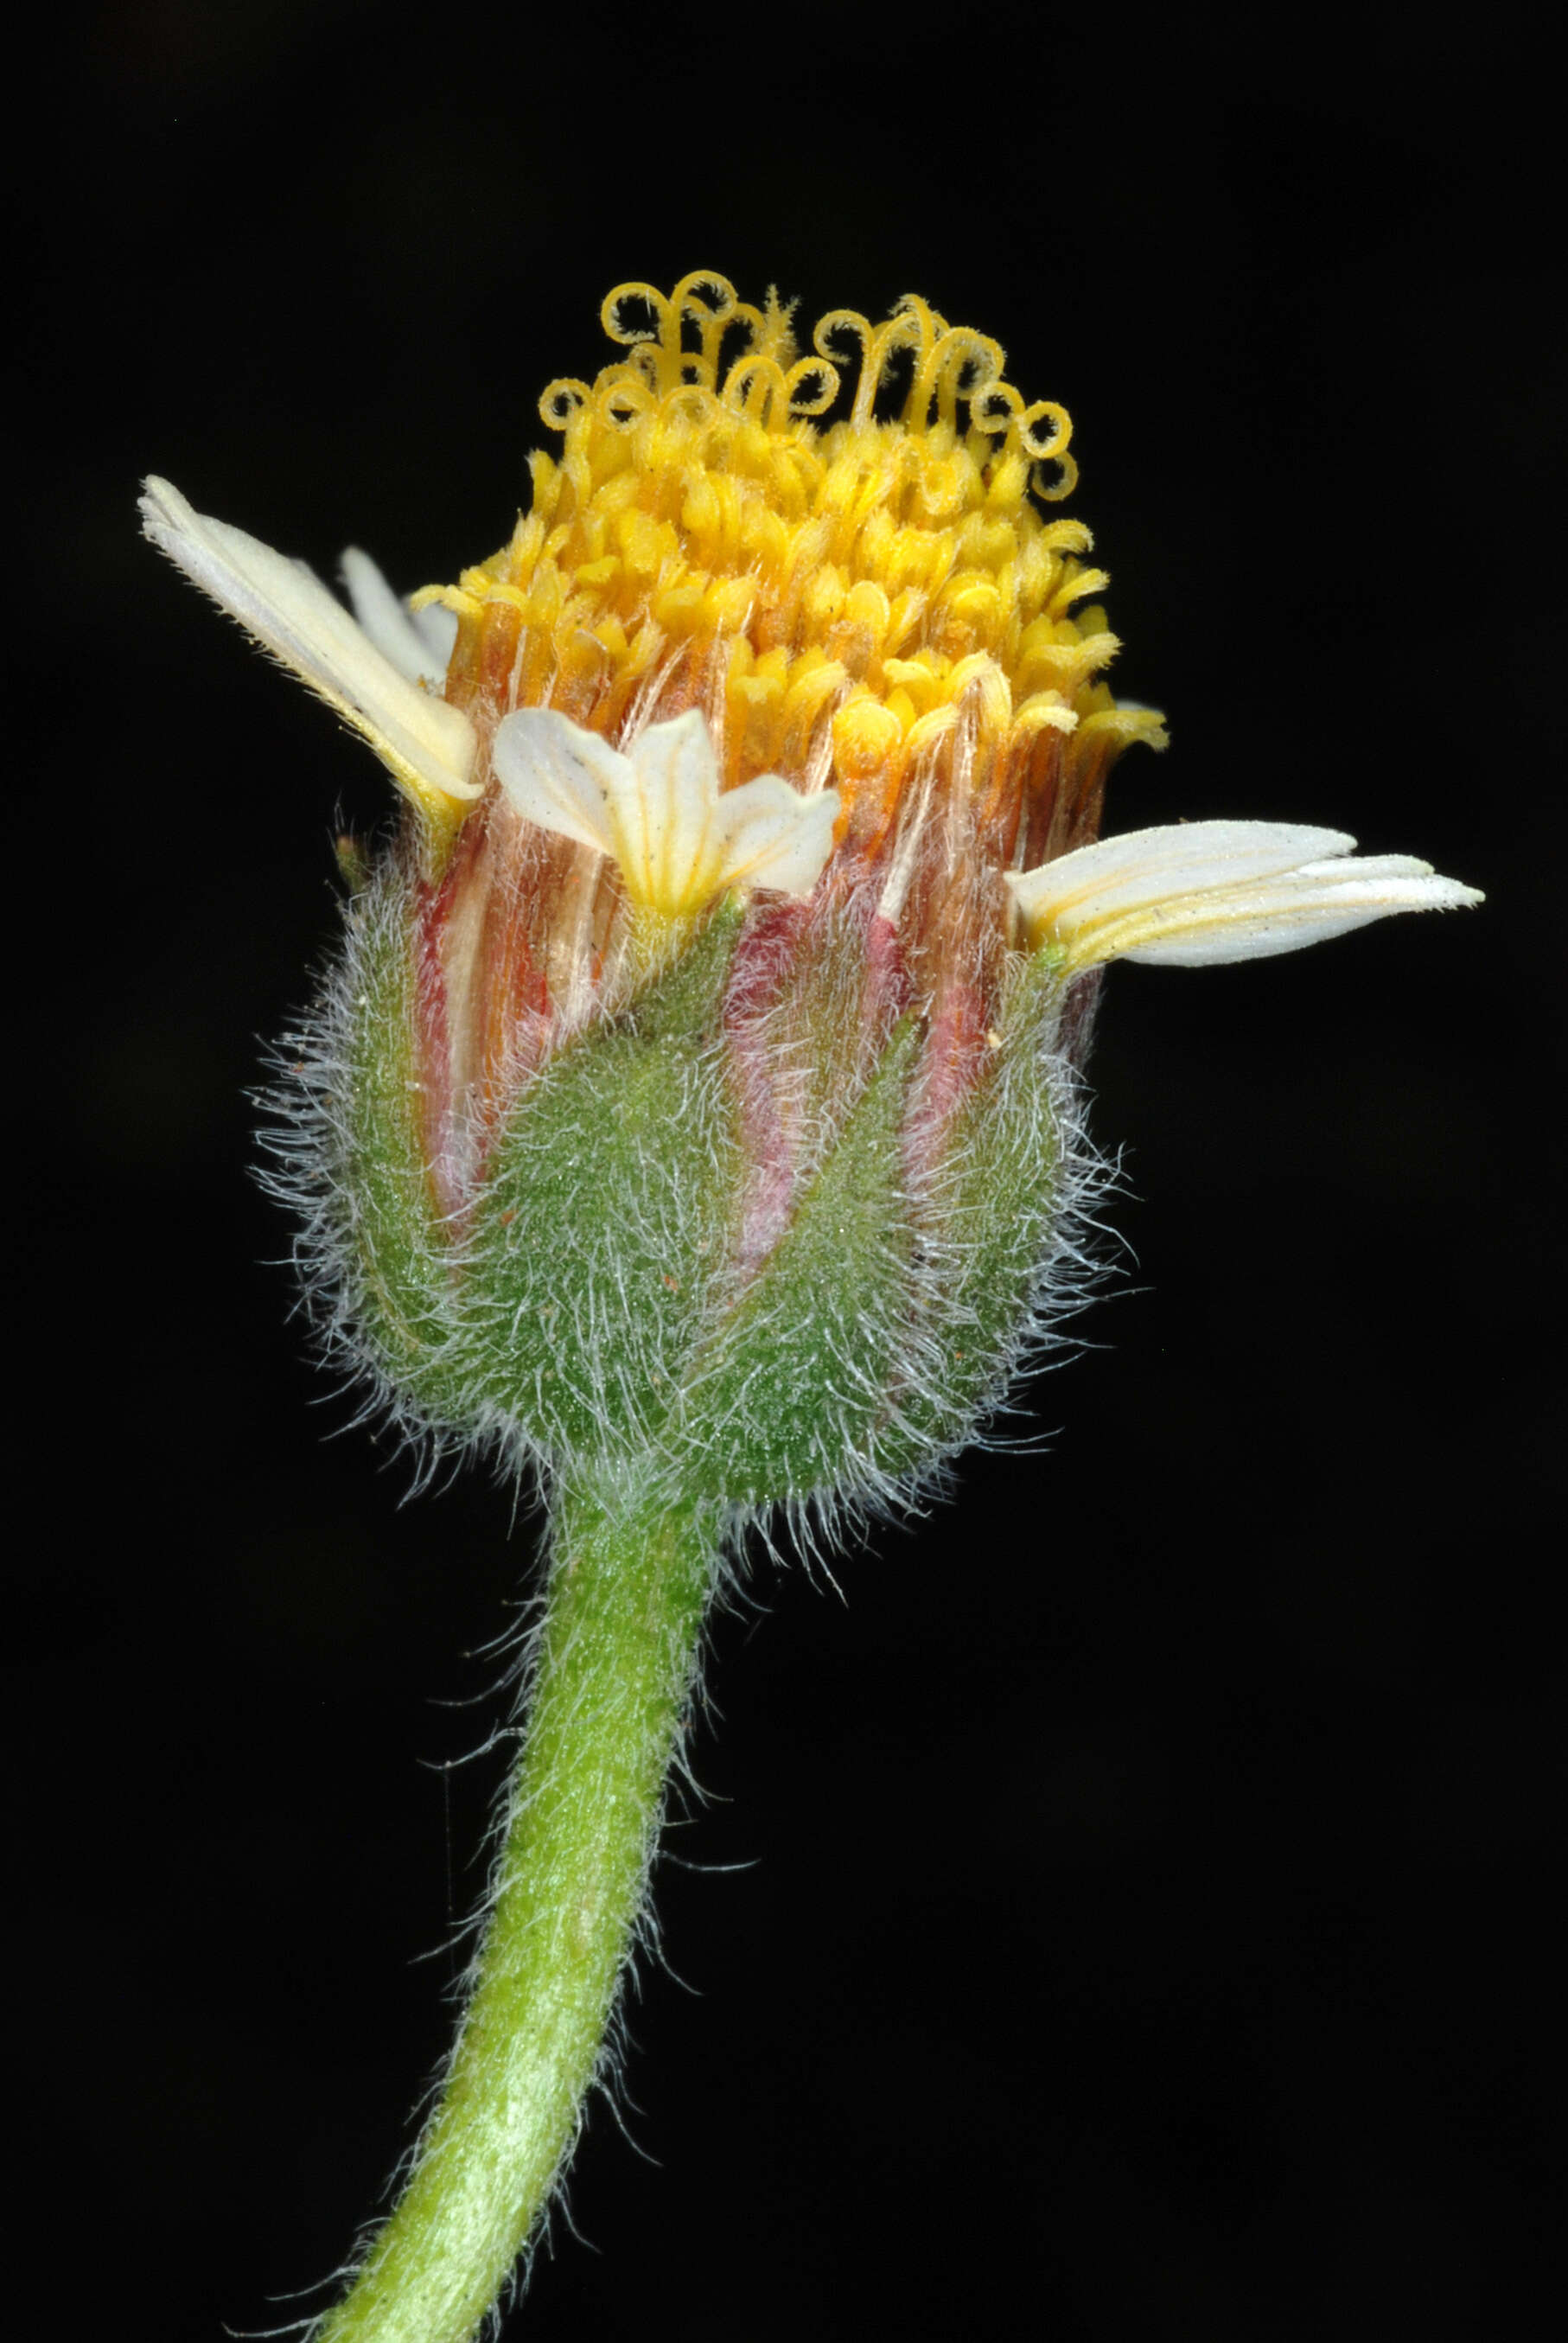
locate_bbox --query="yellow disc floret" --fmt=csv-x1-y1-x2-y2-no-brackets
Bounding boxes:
415,273,1166,872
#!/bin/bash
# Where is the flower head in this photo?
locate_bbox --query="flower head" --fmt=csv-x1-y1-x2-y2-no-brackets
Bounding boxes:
142,271,1481,1499
411,274,1165,902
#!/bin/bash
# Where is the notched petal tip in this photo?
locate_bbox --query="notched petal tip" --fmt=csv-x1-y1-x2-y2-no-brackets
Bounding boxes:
139,476,481,821
492,708,626,856
1008,819,1483,974
716,776,841,899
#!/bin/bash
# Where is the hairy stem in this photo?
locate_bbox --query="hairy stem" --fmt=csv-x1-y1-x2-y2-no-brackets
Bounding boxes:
316,1465,720,2343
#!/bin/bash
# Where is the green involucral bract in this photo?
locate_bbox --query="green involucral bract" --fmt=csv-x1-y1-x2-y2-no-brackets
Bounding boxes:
462,905,743,1463
680,1014,922,1503
330,868,1073,1502
882,948,1067,1471
338,877,474,1430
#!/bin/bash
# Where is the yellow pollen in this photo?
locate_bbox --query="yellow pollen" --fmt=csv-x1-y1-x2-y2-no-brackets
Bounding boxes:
416,272,1166,868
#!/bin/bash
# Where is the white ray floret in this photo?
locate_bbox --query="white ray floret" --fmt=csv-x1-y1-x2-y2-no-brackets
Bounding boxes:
1006,820,1483,971
138,477,479,817
493,705,840,916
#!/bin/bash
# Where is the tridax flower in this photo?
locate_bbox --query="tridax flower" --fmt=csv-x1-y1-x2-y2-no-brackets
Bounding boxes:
142,274,1479,2343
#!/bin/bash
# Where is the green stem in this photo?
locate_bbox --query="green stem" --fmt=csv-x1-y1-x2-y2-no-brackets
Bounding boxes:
317,1465,720,2343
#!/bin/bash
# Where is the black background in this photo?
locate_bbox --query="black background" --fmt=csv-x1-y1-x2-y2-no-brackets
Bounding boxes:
14,7,1565,2337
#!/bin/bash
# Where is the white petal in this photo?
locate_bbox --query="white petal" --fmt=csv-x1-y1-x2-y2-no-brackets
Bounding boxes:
620,712,726,911
713,776,840,897
140,476,479,812
1006,820,1482,970
339,546,453,689
1012,820,1354,929
491,707,625,856
1119,869,1483,964
1291,854,1433,884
